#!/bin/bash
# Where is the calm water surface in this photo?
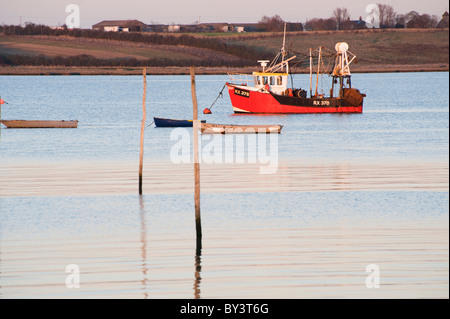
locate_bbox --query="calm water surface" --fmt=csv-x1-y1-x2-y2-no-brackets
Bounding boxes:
0,72,448,298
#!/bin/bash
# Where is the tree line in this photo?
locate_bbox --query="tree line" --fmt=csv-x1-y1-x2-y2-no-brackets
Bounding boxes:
259,5,445,31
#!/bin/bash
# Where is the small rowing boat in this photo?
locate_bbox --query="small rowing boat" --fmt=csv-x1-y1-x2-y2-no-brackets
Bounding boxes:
154,117,206,127
0,120,78,128
200,122,283,134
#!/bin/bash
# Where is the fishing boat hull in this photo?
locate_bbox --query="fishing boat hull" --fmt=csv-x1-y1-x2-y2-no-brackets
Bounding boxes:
227,83,363,114
200,122,282,134
154,117,206,127
0,120,78,128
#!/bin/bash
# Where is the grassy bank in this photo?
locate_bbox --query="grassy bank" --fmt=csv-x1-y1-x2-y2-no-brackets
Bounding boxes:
0,64,447,76
0,28,448,75
227,28,449,68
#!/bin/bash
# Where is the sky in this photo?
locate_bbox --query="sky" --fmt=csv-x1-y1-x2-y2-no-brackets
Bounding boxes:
0,0,448,28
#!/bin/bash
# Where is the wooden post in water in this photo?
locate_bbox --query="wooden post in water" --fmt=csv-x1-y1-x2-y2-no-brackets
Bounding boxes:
190,66,202,250
139,67,147,195
0,95,3,138
309,49,313,98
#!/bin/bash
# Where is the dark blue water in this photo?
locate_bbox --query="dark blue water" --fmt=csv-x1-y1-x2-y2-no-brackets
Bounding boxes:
0,72,448,298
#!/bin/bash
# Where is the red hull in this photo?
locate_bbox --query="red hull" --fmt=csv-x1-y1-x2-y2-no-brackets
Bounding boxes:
227,83,363,114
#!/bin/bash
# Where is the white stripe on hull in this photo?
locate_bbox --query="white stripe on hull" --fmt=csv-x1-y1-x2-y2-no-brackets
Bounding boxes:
232,106,251,113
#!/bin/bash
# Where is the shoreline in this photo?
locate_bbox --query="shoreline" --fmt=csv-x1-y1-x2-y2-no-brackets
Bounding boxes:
0,64,448,75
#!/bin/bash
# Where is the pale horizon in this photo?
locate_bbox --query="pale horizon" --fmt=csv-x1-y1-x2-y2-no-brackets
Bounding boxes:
0,0,448,28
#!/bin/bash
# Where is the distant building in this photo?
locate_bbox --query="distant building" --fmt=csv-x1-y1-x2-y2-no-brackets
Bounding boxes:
168,25,181,32
348,17,367,30
239,23,264,32
221,24,234,32
90,20,303,33
194,23,247,33
436,11,449,28
147,24,167,32
92,20,149,32
194,23,231,32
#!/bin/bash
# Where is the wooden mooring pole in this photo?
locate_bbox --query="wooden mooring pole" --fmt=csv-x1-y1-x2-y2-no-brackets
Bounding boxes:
139,67,147,195
190,66,202,250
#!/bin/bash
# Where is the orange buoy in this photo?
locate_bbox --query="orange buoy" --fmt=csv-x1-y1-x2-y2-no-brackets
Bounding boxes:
203,108,212,114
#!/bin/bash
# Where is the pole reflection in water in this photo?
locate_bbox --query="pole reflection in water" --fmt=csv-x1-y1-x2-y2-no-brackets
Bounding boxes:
194,246,202,299
140,195,149,299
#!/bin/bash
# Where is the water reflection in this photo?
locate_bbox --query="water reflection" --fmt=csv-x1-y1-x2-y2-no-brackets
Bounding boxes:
139,195,149,299
194,248,202,299
0,160,447,197
137,194,203,299
0,192,447,298
0,248,2,299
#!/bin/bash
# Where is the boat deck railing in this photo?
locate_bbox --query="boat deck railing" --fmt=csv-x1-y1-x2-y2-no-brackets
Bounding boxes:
227,73,255,87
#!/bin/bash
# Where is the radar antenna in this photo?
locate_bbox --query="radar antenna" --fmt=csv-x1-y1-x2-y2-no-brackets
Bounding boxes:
332,42,354,76
331,42,357,98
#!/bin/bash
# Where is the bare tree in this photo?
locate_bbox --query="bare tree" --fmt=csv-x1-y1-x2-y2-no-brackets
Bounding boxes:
377,4,397,28
384,5,397,28
393,14,405,28
258,15,285,32
405,11,439,28
333,7,350,30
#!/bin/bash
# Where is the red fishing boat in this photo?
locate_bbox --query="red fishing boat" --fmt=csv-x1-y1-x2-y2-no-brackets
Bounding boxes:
226,27,366,114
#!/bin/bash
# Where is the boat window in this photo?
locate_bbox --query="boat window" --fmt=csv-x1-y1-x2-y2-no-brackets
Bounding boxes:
254,76,260,85
277,76,283,86
262,76,268,85
270,76,275,85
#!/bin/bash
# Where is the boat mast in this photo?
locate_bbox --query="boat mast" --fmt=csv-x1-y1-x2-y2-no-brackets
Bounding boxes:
314,46,322,97
282,23,287,73
264,23,297,74
309,48,313,98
